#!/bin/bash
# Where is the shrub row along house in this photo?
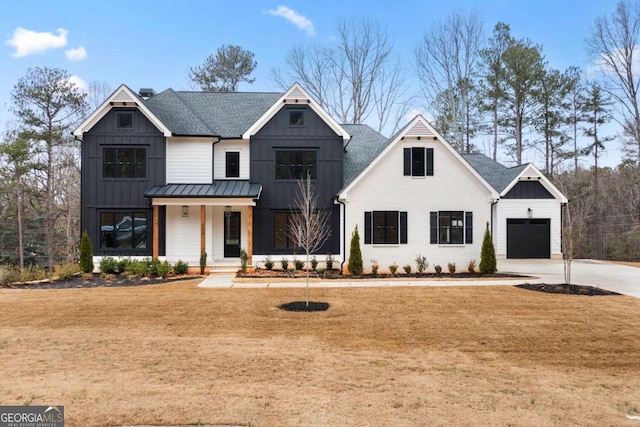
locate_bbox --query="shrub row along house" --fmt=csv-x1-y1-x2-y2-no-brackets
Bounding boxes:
74,83,567,273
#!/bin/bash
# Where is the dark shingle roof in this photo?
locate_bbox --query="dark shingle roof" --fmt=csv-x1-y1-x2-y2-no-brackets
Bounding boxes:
144,89,282,137
342,124,390,187
463,154,527,193
144,181,262,198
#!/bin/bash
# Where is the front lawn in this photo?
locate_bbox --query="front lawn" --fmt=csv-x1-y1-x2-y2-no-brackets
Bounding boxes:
0,281,639,426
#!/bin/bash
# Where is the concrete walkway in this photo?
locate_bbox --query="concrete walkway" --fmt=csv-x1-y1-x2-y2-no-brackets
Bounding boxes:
197,259,640,298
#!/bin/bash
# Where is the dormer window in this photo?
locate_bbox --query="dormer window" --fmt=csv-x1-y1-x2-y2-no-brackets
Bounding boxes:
289,110,305,126
116,112,134,130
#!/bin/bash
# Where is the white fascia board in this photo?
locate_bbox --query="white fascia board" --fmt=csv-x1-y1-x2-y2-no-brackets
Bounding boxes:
242,83,350,141
338,114,499,201
500,163,569,202
73,84,172,137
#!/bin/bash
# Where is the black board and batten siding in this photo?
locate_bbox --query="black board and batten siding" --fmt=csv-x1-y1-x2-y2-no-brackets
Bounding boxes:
250,105,342,255
81,108,166,256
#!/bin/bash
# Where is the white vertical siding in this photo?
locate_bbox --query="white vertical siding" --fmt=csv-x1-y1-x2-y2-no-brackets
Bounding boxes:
165,205,201,263
166,138,212,183
495,199,563,258
343,139,494,273
214,140,250,180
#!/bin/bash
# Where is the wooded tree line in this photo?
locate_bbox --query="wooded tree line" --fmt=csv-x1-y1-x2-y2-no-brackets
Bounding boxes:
2,1,640,270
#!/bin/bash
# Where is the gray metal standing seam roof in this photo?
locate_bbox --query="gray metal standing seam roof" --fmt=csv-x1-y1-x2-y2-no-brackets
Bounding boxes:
144,181,262,198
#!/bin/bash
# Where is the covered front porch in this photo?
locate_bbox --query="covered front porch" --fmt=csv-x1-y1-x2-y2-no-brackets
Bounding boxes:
145,181,261,269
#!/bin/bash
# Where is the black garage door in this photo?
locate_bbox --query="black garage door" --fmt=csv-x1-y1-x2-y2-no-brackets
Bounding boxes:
507,219,551,258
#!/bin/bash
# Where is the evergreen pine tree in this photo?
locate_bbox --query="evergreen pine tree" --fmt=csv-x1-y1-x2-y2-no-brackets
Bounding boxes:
79,231,94,273
348,226,363,275
479,222,497,274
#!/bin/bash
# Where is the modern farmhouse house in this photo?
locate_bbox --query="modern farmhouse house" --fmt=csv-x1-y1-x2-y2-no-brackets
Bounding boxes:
74,83,567,273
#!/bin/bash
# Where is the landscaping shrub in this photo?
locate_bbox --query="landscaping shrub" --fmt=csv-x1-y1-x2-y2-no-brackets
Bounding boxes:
264,257,274,270
156,260,171,278
389,263,398,276
280,258,289,270
55,261,78,280
467,259,477,274
125,259,149,276
100,257,119,275
415,254,428,274
116,257,132,274
348,226,363,275
434,264,442,274
0,265,20,285
403,264,412,275
311,256,318,270
79,231,94,273
173,260,189,275
294,258,304,270
240,248,249,273
370,259,379,277
479,222,497,274
200,251,207,275
448,262,456,274
325,253,334,270
22,265,47,281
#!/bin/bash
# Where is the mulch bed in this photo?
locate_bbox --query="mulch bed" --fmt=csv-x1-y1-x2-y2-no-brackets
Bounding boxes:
239,269,524,280
1,274,199,290
515,283,620,296
278,301,331,312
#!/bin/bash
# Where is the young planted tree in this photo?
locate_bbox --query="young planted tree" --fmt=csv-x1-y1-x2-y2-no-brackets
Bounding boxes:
288,171,331,307
479,222,497,274
190,44,257,92
348,226,363,275
79,231,94,274
11,67,87,271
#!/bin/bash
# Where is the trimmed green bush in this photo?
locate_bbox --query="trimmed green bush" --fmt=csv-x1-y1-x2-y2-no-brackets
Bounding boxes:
325,253,334,270
79,231,94,274
348,226,363,275
100,257,119,275
280,258,289,270
264,257,274,270
479,222,497,274
294,258,304,270
240,248,249,273
156,260,171,278
174,260,189,275
311,256,318,270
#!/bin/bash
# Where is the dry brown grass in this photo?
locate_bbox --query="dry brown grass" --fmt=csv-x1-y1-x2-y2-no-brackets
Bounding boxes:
1,281,640,426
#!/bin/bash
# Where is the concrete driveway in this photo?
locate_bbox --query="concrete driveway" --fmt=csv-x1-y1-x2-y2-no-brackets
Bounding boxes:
498,259,640,298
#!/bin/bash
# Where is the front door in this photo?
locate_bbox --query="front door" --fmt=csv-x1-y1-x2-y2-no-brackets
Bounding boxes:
224,211,241,257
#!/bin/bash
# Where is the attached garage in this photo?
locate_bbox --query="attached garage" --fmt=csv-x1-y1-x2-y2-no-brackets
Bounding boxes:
506,218,551,258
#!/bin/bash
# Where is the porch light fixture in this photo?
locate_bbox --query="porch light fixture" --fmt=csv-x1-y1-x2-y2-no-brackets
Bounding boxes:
225,205,232,217
527,207,533,218
182,206,189,217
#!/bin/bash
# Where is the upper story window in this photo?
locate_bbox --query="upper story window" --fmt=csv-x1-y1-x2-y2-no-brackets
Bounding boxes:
103,147,146,179
289,110,305,126
275,150,317,180
116,112,134,130
403,147,433,176
226,152,240,178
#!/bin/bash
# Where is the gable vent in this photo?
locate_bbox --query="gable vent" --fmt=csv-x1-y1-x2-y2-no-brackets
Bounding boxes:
287,87,309,101
112,88,136,103
406,121,434,137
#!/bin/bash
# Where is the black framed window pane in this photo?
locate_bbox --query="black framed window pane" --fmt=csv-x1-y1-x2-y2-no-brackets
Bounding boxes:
386,211,398,243
117,112,133,129
373,211,398,244
411,147,425,176
289,110,305,126
226,152,240,178
100,212,115,248
274,213,289,247
133,213,147,248
275,150,317,180
135,149,146,178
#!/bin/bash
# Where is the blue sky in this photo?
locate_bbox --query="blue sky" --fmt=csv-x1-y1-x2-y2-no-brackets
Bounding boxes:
0,0,624,166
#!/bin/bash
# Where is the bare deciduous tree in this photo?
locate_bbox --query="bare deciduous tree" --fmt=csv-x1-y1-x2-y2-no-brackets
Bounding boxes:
273,17,407,135
287,171,332,307
415,9,484,152
587,0,640,162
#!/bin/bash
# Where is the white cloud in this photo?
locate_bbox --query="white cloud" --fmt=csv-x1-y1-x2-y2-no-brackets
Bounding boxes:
65,46,86,61
267,6,315,36
6,27,68,58
68,75,88,94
